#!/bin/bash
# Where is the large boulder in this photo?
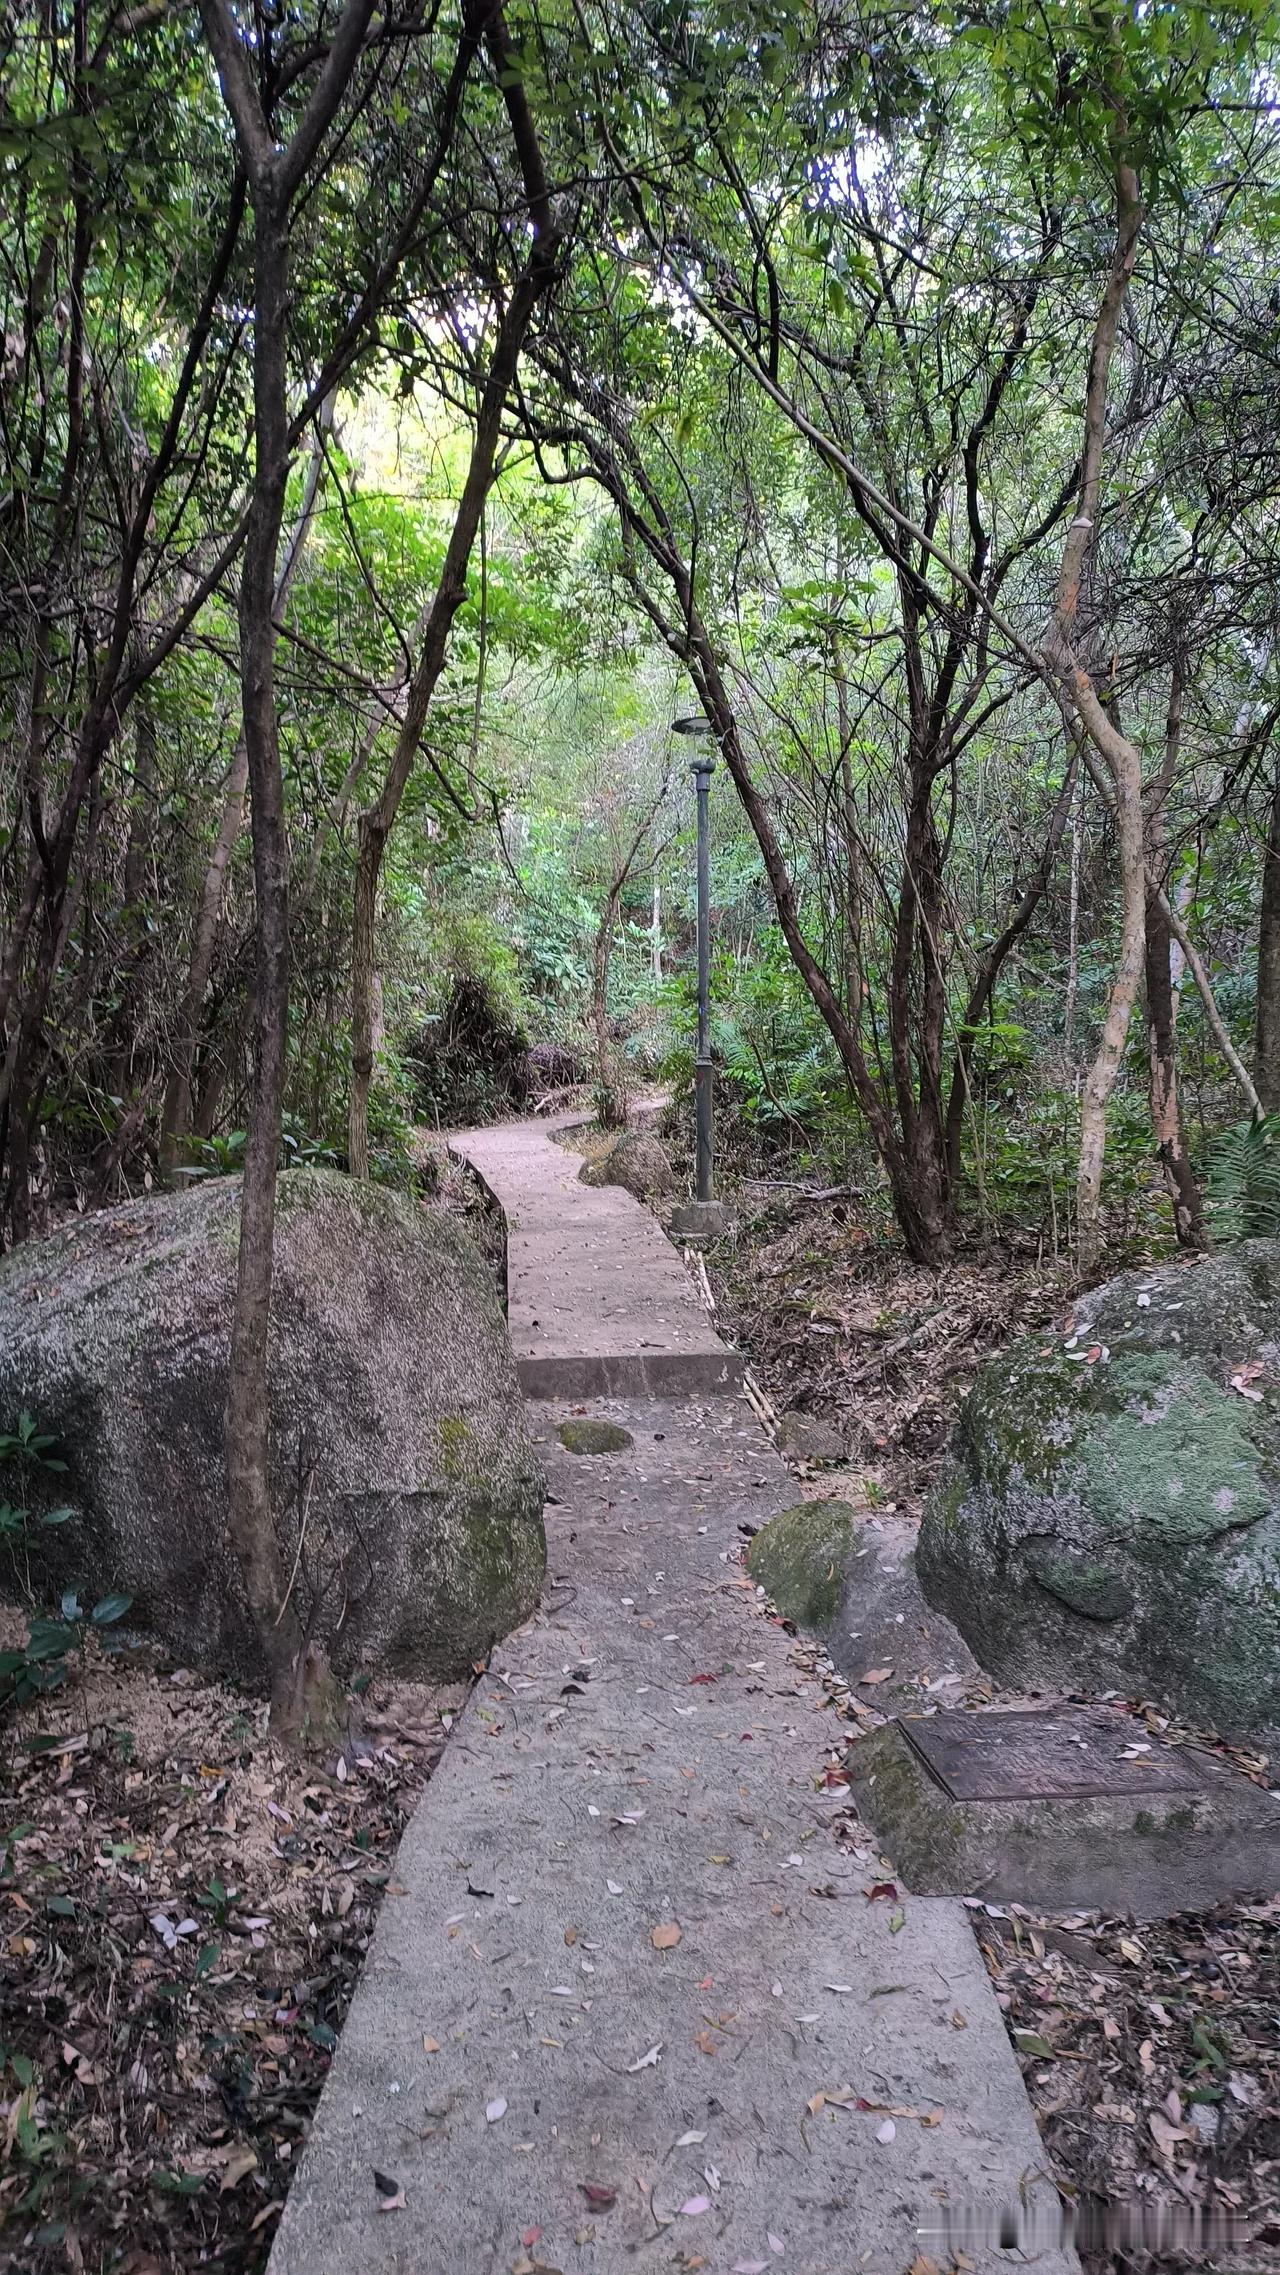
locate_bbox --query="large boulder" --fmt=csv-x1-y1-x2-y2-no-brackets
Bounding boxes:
579,1130,673,1201
918,1246,1280,1749
0,1168,545,1687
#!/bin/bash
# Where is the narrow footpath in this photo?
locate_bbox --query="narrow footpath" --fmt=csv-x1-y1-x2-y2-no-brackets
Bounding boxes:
269,1125,1074,2275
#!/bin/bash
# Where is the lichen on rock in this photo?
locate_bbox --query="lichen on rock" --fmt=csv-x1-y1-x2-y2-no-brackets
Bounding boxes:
0,1166,546,1690
578,1130,673,1201
557,1418,633,1455
918,1246,1280,1748
747,1499,857,1628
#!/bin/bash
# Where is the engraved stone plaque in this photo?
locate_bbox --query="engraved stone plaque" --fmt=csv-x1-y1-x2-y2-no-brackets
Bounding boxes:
900,1705,1205,1803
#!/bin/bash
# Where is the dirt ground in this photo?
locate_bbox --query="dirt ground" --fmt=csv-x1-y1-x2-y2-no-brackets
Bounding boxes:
0,1629,461,2272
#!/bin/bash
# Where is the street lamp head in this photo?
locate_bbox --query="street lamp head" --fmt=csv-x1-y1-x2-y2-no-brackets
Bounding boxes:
671,713,716,738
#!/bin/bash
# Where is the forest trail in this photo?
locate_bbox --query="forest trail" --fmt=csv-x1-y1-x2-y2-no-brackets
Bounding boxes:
269,1126,1073,2275
450,1114,742,1397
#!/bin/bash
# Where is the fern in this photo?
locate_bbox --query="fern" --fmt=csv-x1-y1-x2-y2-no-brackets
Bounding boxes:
1205,1115,1280,1241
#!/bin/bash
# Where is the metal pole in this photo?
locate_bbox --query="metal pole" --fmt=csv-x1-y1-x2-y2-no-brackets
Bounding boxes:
692,754,714,1204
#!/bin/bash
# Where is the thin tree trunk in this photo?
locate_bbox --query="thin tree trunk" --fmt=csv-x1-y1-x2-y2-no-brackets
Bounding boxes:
1145,666,1206,1246
198,0,376,1734
592,901,624,1126
160,396,333,1179
1042,117,1145,1274
1257,753,1280,1112
944,747,1078,1183
348,15,560,1174
224,191,308,1720
1065,772,1082,1055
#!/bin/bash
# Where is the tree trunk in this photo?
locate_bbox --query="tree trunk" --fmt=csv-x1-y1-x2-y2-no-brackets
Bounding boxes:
1146,877,1205,1246
223,190,309,1725
348,20,560,1175
1042,120,1145,1274
944,748,1078,1182
1257,753,1280,1113
591,901,625,1126
160,396,332,1180
1145,666,1206,1247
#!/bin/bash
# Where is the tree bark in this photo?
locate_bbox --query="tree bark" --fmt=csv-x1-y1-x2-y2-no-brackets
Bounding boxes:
1041,119,1145,1274
1145,666,1206,1246
591,901,624,1126
223,187,308,1721
1257,752,1280,1113
160,397,333,1181
199,0,377,1735
944,748,1078,1183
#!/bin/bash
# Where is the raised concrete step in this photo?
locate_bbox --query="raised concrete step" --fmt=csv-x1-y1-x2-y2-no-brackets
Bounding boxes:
451,1119,742,1399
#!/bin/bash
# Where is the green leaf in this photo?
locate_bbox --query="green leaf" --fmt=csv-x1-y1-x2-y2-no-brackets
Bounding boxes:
90,1594,133,1626
1013,2030,1055,2059
194,1942,220,1979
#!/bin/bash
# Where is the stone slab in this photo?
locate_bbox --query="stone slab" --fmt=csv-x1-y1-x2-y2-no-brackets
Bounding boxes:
903,1702,1205,1802
270,1403,1075,2275
450,1118,742,1398
847,1710,1280,1919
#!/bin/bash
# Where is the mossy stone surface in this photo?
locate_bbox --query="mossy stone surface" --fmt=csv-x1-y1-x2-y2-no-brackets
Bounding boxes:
918,1247,1280,1748
844,1717,1280,1917
557,1418,634,1455
747,1498,857,1628
578,1131,673,1200
0,1167,546,1688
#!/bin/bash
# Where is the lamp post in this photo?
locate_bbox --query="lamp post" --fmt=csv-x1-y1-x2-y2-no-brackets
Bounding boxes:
670,714,730,1240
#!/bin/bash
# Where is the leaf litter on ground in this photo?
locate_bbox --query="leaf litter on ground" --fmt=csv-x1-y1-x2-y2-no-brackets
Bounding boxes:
0,1610,460,2272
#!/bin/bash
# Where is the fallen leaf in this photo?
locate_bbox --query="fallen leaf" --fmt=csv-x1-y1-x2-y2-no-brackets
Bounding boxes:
579,2183,617,2210
680,2196,711,2216
373,2169,405,2212
651,1923,682,1950
486,2098,508,2123
858,1667,893,1685
218,2144,258,2193
864,1882,898,1901
875,2118,896,2144
675,2130,706,2147
423,2035,440,2054
627,2043,662,2071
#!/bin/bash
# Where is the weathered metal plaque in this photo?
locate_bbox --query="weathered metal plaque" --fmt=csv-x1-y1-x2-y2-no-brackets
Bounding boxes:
900,1707,1205,1803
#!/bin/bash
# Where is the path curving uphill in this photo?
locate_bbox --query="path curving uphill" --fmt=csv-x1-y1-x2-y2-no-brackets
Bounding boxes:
269,1123,1075,2275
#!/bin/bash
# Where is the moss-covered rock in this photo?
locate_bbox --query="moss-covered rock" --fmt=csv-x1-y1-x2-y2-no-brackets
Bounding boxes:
918,1247,1280,1748
0,1167,546,1688
557,1418,633,1455
747,1499,857,1627
579,1131,673,1201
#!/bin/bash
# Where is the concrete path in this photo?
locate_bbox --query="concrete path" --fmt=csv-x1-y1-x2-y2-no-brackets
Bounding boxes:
270,1127,1073,2274
450,1117,741,1398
